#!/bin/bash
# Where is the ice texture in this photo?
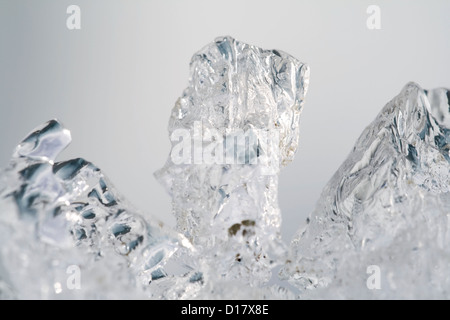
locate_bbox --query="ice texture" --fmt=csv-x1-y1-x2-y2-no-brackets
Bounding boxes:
282,83,450,299
155,36,310,285
3,35,448,300
0,36,309,299
0,120,193,299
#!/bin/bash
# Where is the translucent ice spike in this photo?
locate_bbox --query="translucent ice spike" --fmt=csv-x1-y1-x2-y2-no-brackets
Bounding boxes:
0,120,192,299
155,36,310,285
283,83,450,299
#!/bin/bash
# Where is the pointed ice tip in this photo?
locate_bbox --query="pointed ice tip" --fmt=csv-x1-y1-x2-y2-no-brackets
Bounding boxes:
393,82,450,133
13,119,72,163
214,35,235,43
403,81,423,91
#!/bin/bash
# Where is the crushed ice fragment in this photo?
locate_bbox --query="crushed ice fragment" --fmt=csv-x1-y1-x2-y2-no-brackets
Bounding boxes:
156,36,309,286
283,83,450,299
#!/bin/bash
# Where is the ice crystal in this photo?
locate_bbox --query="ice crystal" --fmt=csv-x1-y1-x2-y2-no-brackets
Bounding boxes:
283,83,450,299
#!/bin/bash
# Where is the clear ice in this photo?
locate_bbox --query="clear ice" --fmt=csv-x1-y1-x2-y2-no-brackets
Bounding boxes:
282,83,450,299
0,36,310,299
155,36,310,286
1,35,449,299
0,120,193,299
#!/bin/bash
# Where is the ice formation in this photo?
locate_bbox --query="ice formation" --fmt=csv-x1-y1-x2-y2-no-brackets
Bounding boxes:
155,36,310,285
282,83,450,299
0,120,193,299
0,36,309,299
1,34,448,300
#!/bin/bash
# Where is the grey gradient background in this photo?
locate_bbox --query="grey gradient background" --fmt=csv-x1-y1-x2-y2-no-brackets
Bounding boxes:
0,0,449,242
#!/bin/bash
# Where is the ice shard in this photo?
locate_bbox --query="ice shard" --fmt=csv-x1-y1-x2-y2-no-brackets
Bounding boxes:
0,37,310,299
155,36,310,285
0,120,192,299
283,83,450,299
0,36,309,299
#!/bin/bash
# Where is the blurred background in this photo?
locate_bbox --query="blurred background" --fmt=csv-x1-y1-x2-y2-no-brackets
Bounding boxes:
0,0,449,242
